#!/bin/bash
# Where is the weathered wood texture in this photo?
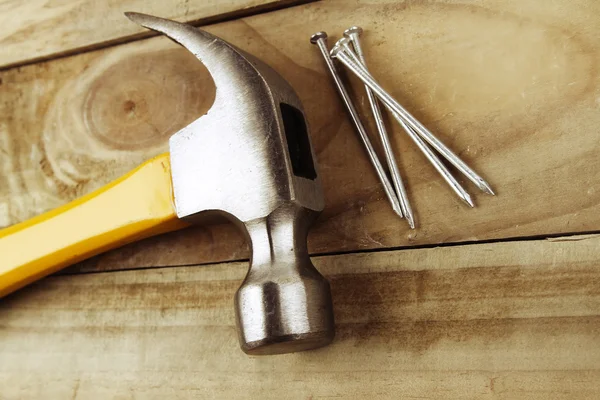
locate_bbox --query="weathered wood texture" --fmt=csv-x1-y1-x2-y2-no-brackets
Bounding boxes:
1,0,600,272
2,234,599,399
0,0,309,69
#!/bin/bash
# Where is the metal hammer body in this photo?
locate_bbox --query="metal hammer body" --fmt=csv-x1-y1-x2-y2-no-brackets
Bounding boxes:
0,13,334,355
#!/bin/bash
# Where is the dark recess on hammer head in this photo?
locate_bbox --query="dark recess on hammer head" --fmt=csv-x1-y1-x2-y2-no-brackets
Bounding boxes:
280,103,317,180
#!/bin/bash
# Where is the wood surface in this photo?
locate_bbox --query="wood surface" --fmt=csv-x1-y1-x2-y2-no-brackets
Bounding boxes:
1,1,598,397
2,233,599,399
0,0,310,69
2,0,600,272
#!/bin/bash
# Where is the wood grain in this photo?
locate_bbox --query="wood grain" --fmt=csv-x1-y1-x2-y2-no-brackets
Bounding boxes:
2,234,599,399
1,0,600,272
0,0,310,69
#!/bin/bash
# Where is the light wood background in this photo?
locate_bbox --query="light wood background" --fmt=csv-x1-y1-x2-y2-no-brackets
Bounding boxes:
1,0,599,398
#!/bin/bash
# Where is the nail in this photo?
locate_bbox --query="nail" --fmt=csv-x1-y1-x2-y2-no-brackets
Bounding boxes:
331,44,474,207
340,30,416,229
310,32,404,218
330,45,494,197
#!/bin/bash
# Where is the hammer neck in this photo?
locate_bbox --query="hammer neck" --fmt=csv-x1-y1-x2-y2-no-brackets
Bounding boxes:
244,204,317,272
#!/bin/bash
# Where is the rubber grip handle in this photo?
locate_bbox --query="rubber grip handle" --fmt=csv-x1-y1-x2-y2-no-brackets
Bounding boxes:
0,153,188,297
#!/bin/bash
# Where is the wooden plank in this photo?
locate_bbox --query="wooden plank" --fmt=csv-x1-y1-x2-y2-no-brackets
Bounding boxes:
2,234,599,399
0,0,310,69
1,0,600,272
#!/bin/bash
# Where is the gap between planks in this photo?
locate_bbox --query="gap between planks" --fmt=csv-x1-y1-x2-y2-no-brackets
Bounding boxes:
0,0,315,72
61,232,600,276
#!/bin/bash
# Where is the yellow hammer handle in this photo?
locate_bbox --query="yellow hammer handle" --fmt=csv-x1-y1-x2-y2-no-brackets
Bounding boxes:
0,153,188,297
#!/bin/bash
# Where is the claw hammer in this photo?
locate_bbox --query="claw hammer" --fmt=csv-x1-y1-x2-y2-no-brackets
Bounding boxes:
0,13,335,355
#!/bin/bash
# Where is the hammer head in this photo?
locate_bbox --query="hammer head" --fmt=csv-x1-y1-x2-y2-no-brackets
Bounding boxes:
126,13,334,354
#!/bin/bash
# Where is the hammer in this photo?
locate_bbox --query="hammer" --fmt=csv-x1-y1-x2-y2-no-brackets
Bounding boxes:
0,13,334,355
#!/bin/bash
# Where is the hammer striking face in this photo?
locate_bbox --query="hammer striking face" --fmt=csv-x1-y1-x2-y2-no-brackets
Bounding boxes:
0,13,334,355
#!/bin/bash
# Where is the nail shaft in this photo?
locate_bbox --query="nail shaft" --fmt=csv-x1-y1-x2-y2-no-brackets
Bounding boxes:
310,33,403,218
332,49,494,196
393,112,475,207
342,34,415,228
333,47,474,207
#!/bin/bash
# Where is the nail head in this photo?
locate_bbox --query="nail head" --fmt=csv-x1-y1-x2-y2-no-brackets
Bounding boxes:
334,37,351,49
329,44,344,58
343,26,364,38
310,31,328,44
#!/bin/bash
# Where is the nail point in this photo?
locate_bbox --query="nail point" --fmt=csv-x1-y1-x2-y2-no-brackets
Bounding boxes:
481,181,496,195
391,203,404,219
463,193,476,208
406,214,416,229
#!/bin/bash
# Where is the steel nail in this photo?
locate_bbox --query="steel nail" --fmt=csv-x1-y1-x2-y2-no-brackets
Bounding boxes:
310,32,404,218
330,45,494,196
340,31,416,229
